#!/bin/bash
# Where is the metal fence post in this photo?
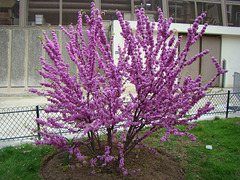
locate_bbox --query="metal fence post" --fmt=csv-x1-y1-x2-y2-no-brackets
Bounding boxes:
36,105,41,140
226,91,230,118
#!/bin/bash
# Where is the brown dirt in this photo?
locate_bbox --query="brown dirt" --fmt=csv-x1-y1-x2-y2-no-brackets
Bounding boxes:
40,144,186,180
235,121,240,125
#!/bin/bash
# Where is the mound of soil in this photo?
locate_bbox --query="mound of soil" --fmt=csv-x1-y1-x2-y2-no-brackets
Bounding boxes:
40,146,185,180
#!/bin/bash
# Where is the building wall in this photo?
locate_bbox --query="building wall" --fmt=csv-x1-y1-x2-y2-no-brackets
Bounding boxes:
112,20,240,88
0,27,85,95
0,25,111,95
221,35,240,88
0,21,240,95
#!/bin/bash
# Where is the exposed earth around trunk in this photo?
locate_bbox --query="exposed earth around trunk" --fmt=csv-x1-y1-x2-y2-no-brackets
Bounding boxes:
40,145,185,180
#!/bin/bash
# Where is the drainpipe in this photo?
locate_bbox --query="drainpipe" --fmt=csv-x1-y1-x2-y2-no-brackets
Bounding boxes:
222,59,227,88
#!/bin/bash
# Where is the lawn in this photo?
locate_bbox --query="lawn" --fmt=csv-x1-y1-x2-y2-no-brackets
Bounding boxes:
144,117,240,179
0,144,55,179
0,117,239,179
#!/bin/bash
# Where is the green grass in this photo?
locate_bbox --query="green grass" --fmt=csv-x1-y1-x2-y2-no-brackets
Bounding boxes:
186,118,240,179
0,117,240,179
0,144,55,180
143,117,240,179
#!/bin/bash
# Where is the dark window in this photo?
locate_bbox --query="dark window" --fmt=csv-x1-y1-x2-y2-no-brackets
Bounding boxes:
0,0,19,25
197,2,223,25
28,0,60,26
227,4,240,26
169,0,196,24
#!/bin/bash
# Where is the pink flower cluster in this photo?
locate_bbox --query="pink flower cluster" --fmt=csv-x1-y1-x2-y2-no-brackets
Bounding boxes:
30,2,226,175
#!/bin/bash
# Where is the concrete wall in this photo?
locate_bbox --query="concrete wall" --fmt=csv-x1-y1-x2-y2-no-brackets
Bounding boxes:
0,27,86,95
28,29,44,87
112,21,240,88
0,26,111,95
11,29,26,87
0,29,9,88
0,22,239,95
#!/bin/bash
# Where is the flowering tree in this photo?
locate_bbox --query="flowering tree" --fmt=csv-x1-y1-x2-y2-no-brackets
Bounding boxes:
30,2,226,175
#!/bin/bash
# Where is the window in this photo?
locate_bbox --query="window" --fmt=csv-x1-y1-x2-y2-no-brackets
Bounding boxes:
197,2,223,25
3,0,240,27
168,0,195,24
62,0,92,25
0,0,19,25
227,4,240,26
28,0,60,26
101,0,129,21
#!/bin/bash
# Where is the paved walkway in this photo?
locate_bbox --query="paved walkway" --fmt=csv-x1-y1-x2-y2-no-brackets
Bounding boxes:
0,96,48,108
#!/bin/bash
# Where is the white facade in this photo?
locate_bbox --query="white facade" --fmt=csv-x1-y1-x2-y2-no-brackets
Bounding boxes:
221,35,240,87
112,20,240,88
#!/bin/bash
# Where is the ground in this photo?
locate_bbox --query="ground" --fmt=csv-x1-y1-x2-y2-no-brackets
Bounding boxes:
39,145,185,180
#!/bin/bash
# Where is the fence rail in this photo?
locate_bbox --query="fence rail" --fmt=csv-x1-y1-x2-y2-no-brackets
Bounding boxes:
1,91,240,141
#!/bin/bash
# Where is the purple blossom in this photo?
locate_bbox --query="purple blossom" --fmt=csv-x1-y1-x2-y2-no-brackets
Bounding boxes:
36,118,46,125
29,2,227,174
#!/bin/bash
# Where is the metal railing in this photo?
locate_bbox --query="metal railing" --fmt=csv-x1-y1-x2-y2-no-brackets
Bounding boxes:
0,104,71,141
187,91,240,117
0,91,240,141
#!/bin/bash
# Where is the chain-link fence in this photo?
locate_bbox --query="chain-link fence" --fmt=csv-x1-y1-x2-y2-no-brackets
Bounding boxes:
0,104,72,141
1,91,240,142
0,105,38,141
187,91,240,117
